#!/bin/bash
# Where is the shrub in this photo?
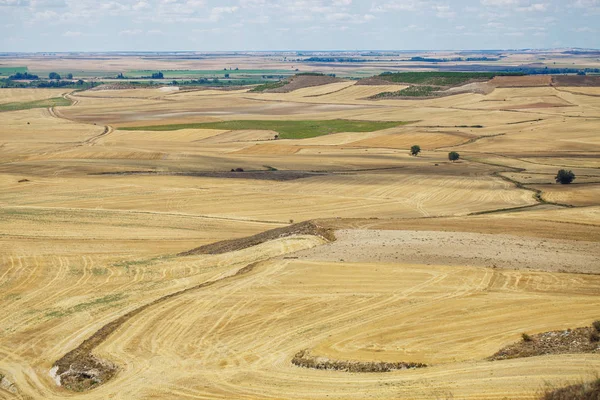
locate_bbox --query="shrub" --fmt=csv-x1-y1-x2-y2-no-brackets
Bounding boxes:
592,320,600,332
555,169,575,184
591,332,600,342
410,145,421,156
49,72,61,80
522,333,533,342
448,151,460,162
541,379,600,400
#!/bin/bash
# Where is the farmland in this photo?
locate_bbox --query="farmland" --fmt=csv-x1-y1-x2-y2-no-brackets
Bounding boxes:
0,52,599,400
121,119,410,139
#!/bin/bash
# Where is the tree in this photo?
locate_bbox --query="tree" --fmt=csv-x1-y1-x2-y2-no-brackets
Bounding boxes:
448,151,460,162
151,72,164,79
555,169,575,184
410,145,421,156
9,72,39,80
66,73,73,79
224,73,230,78
48,72,61,80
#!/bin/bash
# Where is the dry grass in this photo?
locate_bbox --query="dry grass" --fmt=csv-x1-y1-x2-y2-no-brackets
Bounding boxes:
1,64,600,400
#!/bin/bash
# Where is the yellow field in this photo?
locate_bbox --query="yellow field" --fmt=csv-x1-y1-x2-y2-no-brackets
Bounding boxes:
0,78,599,400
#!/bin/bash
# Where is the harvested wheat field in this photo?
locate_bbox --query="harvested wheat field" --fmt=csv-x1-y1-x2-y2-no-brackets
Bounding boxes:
1,65,599,400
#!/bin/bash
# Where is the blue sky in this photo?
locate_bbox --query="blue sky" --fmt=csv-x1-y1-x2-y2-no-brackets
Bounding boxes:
0,0,598,51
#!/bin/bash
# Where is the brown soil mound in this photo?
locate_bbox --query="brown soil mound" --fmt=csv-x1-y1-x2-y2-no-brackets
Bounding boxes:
267,75,343,93
552,75,600,87
292,349,426,373
54,355,117,392
490,75,552,87
489,326,600,361
541,379,600,400
179,221,335,256
355,77,397,86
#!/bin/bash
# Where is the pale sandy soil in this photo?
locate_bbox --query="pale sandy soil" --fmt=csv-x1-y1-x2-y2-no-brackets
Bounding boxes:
294,229,600,274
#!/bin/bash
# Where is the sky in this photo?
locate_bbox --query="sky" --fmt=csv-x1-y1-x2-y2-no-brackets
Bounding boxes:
0,0,598,52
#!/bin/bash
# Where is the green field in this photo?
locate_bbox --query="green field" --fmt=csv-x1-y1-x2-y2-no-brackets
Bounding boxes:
0,97,72,112
0,66,28,76
374,85,443,98
249,81,287,92
127,69,294,78
121,119,409,139
377,72,506,86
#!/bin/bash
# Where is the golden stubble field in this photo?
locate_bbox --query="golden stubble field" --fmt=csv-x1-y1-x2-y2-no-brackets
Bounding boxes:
0,75,599,399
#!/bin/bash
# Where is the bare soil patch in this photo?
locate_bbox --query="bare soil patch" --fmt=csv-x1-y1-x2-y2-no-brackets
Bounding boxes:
294,229,600,274
490,75,552,87
265,75,344,93
355,77,398,86
292,349,426,373
552,75,600,87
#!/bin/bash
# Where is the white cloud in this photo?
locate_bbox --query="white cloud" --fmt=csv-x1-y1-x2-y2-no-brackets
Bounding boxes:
517,3,547,12
370,0,428,13
62,30,81,37
0,0,30,5
119,29,143,35
209,5,238,21
481,0,520,5
434,4,455,18
573,26,595,32
132,1,149,10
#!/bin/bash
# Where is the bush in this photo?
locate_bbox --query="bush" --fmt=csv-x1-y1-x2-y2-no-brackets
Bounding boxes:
590,331,599,342
448,151,460,162
410,145,421,156
522,333,533,342
49,72,61,80
541,379,600,400
9,72,39,80
555,169,575,184
592,320,600,332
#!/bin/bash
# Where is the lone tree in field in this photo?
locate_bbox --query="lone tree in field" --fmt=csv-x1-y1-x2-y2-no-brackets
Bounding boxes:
48,72,61,80
555,169,575,184
448,151,460,162
410,145,421,156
